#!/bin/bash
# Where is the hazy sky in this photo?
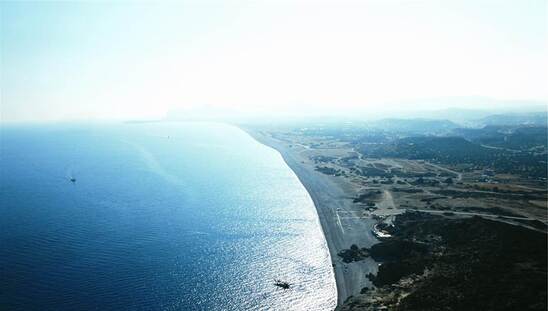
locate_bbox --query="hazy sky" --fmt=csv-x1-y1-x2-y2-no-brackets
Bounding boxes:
1,0,547,122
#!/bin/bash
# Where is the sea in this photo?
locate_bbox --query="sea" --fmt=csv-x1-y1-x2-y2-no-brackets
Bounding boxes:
0,122,336,311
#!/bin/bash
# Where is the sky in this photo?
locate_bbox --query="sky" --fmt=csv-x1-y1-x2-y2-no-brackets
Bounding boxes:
1,0,547,122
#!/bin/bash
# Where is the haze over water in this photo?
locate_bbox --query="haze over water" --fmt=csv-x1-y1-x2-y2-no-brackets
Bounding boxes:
0,122,336,310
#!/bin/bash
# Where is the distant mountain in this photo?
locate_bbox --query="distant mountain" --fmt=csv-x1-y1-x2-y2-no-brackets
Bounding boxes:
416,108,494,124
387,97,547,111
382,136,486,161
358,135,547,178
370,118,460,135
478,112,547,127
453,125,547,151
382,97,547,124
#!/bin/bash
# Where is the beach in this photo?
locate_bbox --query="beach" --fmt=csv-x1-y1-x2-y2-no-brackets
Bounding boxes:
245,129,380,306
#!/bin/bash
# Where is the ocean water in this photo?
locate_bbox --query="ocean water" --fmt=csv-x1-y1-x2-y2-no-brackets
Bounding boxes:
0,122,336,311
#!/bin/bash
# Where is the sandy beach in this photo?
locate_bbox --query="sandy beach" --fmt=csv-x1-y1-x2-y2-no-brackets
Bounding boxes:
245,129,380,306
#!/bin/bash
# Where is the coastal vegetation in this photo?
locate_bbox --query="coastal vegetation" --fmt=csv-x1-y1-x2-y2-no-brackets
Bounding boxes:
340,212,547,311
337,244,370,263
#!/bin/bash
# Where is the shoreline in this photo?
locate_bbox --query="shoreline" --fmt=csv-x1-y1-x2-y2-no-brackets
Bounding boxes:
243,128,379,307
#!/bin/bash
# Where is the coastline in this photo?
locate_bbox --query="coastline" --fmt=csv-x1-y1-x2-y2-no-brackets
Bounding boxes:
243,128,379,307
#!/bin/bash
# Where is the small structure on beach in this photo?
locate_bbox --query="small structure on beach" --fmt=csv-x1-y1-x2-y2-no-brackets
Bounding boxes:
372,223,393,239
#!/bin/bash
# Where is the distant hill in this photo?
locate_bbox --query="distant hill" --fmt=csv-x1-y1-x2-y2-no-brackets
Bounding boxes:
363,136,487,162
453,126,547,151
358,135,547,178
382,97,547,124
478,112,547,127
370,118,460,135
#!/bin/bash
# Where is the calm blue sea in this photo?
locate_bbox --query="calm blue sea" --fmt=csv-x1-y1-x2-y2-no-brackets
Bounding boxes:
0,122,336,311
